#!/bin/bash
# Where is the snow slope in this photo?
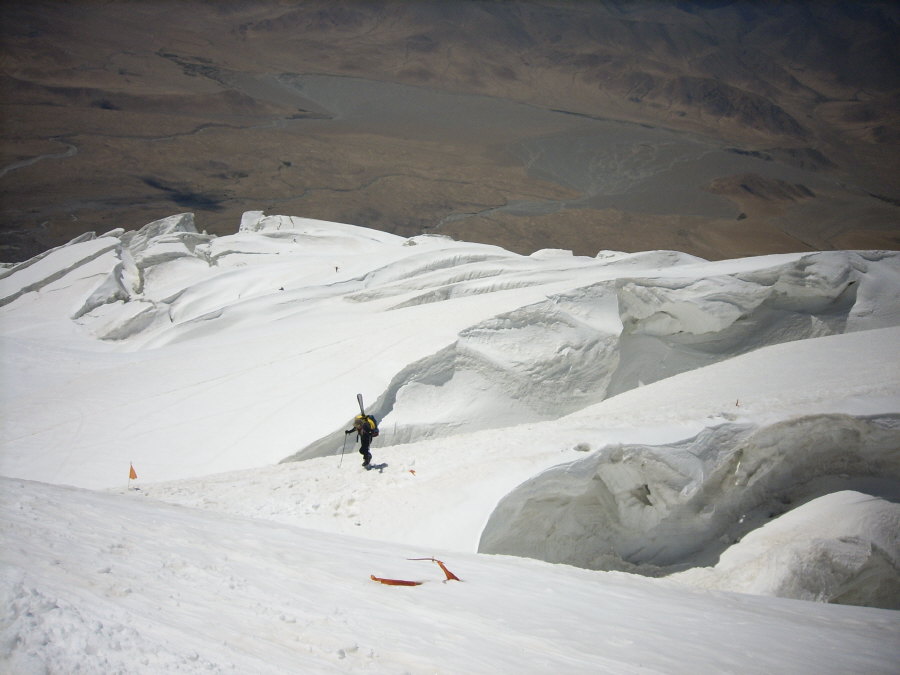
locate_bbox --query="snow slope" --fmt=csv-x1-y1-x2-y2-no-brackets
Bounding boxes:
3,478,899,674
127,328,900,553
3,213,896,486
1,212,899,671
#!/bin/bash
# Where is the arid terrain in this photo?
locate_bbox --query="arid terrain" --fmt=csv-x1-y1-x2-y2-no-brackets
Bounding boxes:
1,0,898,261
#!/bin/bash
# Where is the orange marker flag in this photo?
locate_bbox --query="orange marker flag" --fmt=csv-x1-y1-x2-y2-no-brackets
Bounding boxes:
408,557,461,582
370,574,423,587
129,463,137,480
435,559,461,582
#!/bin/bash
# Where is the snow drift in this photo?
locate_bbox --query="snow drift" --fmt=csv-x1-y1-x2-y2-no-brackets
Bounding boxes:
4,213,896,470
670,490,900,608
292,246,900,459
478,413,900,595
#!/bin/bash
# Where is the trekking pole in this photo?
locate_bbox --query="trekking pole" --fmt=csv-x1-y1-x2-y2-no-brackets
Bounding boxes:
339,432,348,468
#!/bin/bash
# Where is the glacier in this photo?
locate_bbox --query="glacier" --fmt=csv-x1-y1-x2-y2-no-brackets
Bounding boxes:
1,211,899,672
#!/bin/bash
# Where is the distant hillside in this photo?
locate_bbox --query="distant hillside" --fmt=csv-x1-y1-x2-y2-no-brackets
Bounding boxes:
2,0,898,261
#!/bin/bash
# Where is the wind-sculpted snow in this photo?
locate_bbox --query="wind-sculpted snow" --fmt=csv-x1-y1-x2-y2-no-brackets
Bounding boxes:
2,210,900,640
119,212,209,263
301,252,900,456
0,235,120,308
387,283,623,428
669,490,900,608
5,211,887,464
343,255,539,307
289,282,624,460
2,214,899,469
607,251,878,395
478,413,900,593
238,211,404,244
3,213,893,362
350,249,517,292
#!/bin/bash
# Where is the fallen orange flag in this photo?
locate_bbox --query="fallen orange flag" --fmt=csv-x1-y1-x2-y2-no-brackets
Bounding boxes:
408,557,461,581
370,575,422,586
435,559,460,582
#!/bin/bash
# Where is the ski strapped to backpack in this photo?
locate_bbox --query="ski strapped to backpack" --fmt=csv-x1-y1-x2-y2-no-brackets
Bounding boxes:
355,393,379,436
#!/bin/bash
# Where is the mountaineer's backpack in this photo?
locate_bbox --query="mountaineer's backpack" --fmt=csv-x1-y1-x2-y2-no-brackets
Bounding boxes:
355,414,379,437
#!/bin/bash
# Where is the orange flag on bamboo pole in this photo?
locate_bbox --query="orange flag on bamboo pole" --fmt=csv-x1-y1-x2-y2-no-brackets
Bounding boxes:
408,557,461,581
129,463,137,480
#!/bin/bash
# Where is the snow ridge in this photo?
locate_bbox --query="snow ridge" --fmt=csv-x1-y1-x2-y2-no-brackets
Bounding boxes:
292,248,900,458
479,414,900,584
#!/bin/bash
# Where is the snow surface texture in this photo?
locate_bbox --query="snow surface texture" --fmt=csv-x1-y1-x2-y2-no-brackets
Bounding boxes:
1,212,900,671
4,478,898,674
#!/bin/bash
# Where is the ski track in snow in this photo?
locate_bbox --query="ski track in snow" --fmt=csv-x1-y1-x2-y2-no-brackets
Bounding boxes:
1,211,899,672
